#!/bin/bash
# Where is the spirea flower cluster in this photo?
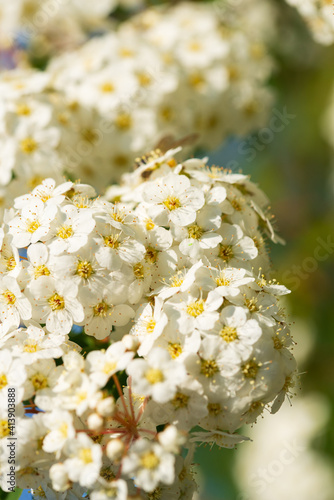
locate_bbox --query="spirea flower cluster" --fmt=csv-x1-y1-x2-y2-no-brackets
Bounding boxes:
286,0,334,45
49,1,275,176
0,68,124,215
0,149,297,499
0,0,122,59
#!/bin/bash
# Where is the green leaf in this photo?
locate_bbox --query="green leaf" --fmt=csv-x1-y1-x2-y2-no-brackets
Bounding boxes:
0,489,22,500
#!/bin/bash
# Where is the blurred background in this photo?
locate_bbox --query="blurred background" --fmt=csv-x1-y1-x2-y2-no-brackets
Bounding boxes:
1,0,334,499
195,19,334,500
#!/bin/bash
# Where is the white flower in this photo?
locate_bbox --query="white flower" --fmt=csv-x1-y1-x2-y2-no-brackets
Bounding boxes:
215,305,262,360
80,285,134,340
29,276,84,334
127,347,187,403
0,275,31,333
0,350,26,402
143,174,205,227
49,205,95,254
42,410,76,454
130,300,168,357
64,433,102,487
8,200,57,248
208,223,258,267
164,289,223,335
122,438,175,492
87,341,134,387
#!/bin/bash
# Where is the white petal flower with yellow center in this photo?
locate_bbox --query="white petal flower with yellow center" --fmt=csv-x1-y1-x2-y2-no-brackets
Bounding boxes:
164,289,223,335
64,433,102,487
87,341,134,387
122,438,175,492
49,205,95,255
8,200,57,248
42,410,76,454
80,285,134,340
127,347,186,404
0,275,32,333
143,173,205,227
29,276,84,334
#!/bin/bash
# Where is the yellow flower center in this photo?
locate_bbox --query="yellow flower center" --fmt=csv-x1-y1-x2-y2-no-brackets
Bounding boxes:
27,220,41,233
187,224,203,239
148,488,162,500
145,246,159,264
145,319,156,334
31,373,48,390
219,245,234,261
5,256,16,271
100,82,115,93
16,103,31,115
207,402,222,416
76,260,94,279
115,113,132,130
215,275,231,287
230,198,242,211
189,40,201,51
79,448,93,464
220,326,238,343
20,137,38,154
103,362,117,374
133,263,144,279
33,486,46,498
189,73,205,89
0,420,10,438
242,360,259,379
145,218,155,231
168,342,182,359
245,297,258,313
140,451,160,470
57,225,73,239
0,374,8,390
24,343,38,353
273,335,284,350
104,234,120,249
169,271,184,287
137,72,152,86
163,196,181,211
48,293,65,311
200,359,219,378
187,299,204,317
81,128,98,144
93,301,109,317
145,368,164,384
34,265,50,279
171,392,189,409
3,290,16,305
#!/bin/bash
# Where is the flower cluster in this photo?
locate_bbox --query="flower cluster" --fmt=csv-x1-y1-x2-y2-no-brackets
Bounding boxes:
0,150,297,498
0,0,121,62
285,0,334,45
49,0,275,179
0,68,124,215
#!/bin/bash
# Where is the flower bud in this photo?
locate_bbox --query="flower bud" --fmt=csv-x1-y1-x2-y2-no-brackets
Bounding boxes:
87,412,104,431
122,334,139,351
50,463,70,492
106,438,125,461
97,397,116,417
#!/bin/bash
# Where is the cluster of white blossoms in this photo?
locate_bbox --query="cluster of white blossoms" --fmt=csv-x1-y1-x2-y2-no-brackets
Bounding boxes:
0,0,134,60
285,0,334,45
49,0,275,177
0,149,297,498
0,0,276,214
0,68,126,215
